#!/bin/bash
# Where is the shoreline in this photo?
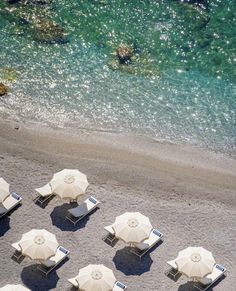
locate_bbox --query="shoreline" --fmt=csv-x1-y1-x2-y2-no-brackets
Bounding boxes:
0,119,235,205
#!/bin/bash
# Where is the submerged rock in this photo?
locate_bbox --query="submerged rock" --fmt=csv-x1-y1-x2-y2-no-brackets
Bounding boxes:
109,45,161,78
25,0,52,5
0,83,9,96
116,44,134,65
1,67,18,82
32,19,68,44
8,0,21,4
8,0,52,5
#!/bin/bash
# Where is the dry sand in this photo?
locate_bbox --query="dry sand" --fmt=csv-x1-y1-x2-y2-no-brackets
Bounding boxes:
0,120,235,291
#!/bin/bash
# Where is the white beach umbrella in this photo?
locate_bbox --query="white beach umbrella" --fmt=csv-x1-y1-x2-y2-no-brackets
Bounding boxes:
112,212,153,244
76,264,116,291
175,247,215,278
0,284,30,291
50,169,89,200
0,177,10,203
19,229,58,261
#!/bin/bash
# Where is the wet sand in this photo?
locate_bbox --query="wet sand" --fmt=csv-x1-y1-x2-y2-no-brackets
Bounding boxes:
0,120,235,291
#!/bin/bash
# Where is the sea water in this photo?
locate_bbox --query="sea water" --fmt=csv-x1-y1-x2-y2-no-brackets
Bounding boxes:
0,0,235,155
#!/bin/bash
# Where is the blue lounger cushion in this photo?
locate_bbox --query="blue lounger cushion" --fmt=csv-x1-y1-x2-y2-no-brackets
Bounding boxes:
89,196,97,204
59,246,69,255
11,192,21,200
116,282,126,289
153,229,162,237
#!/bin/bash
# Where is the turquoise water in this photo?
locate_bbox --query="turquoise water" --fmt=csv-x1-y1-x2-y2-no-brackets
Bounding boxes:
0,0,235,155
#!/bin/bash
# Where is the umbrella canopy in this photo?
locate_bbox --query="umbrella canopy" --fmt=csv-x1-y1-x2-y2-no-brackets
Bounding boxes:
0,177,10,203
0,284,30,291
175,247,215,278
19,229,58,261
112,212,152,244
50,169,89,200
77,264,116,291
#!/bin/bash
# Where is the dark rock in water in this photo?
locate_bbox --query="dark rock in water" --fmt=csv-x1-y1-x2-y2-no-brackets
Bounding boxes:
32,20,68,44
8,0,52,4
8,0,21,4
116,44,133,65
24,0,52,5
0,83,9,96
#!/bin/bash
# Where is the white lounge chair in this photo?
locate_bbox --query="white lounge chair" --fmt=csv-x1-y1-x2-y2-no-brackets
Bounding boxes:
194,264,226,290
66,196,100,225
67,276,79,288
37,246,70,276
11,240,24,261
166,259,180,279
34,183,54,205
113,281,127,290
103,224,117,245
0,192,22,218
130,229,164,259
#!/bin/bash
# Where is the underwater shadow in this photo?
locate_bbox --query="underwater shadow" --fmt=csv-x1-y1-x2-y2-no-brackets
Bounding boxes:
113,246,153,276
0,215,10,236
21,264,59,291
50,202,91,231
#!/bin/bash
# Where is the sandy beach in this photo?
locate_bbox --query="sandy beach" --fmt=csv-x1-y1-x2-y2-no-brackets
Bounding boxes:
0,119,235,291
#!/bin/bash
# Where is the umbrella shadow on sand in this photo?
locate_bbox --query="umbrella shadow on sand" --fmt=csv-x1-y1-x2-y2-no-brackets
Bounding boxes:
178,282,196,291
113,247,153,276
21,264,59,291
50,202,92,232
0,216,10,236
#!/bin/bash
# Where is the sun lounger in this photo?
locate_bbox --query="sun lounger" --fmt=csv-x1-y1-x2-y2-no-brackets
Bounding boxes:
37,246,70,276
194,264,226,291
0,192,22,218
11,240,24,261
34,183,54,205
67,276,79,288
103,224,117,244
130,229,163,259
113,281,127,290
66,196,100,225
166,259,180,279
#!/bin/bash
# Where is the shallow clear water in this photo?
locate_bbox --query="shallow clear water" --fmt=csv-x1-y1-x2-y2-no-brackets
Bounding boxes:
0,0,235,155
